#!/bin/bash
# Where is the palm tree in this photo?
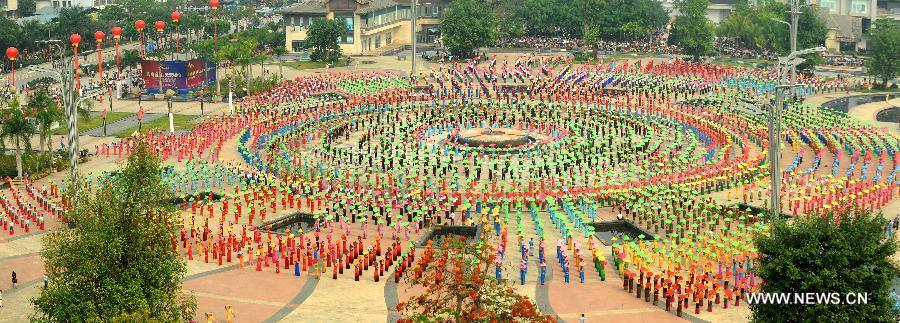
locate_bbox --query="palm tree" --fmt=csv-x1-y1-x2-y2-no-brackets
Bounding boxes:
0,98,37,179
28,89,64,153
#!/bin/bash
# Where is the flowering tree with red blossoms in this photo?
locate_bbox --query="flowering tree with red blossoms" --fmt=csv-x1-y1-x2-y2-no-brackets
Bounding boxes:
397,238,555,322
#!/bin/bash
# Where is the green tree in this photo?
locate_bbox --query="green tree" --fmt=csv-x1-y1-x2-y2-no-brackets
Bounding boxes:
717,0,764,49
19,19,48,50
304,18,345,63
717,0,827,54
752,214,898,322
53,7,99,43
867,18,900,89
583,0,667,43
439,0,498,58
491,0,527,38
32,143,196,322
669,0,715,60
28,89,64,153
0,16,23,50
0,98,36,179
204,19,231,40
273,46,287,77
97,4,129,29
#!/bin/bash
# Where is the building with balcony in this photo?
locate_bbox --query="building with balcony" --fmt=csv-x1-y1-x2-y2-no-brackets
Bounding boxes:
278,0,448,56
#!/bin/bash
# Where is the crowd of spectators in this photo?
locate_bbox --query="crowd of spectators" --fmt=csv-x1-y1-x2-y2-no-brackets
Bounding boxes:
493,36,873,69
823,55,865,67
497,36,584,50
591,39,678,55
717,45,779,61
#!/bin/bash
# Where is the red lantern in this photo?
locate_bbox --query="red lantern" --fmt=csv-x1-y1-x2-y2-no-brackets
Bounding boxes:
5,47,17,61
111,26,122,39
70,33,81,47
155,20,165,32
209,0,219,9
171,10,181,23
135,19,145,32
94,31,105,43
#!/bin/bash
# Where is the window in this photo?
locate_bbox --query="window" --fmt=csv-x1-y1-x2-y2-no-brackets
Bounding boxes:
850,0,867,14
386,32,392,45
345,17,354,31
819,0,836,12
375,35,381,48
292,40,304,52
346,35,354,44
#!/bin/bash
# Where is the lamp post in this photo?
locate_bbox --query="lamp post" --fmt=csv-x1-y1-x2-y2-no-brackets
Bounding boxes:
211,0,220,99
210,0,219,47
172,11,181,52
410,0,416,78
5,47,16,91
199,89,205,116
94,31,104,90
409,1,433,79
166,89,175,134
770,0,804,85
135,20,146,58
101,109,107,136
111,26,122,80
768,46,826,217
155,20,166,95
70,34,81,94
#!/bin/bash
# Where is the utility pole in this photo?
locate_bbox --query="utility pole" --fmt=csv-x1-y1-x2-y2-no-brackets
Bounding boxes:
769,46,825,217
789,0,800,84
410,0,416,77
769,84,787,217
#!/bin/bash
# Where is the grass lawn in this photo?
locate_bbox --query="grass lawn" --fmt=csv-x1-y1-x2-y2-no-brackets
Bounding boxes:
280,59,351,70
51,112,133,135
114,114,199,137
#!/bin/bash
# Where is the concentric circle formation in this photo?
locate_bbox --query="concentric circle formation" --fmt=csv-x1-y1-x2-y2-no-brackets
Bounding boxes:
88,58,899,319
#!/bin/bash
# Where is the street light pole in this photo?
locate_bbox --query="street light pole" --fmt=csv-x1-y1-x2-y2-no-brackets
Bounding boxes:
789,0,800,84
410,0,416,77
167,90,174,134
769,46,825,217
769,85,787,217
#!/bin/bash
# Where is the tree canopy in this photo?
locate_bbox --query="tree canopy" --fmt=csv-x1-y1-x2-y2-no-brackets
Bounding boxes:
717,0,827,54
866,18,900,89
583,0,668,42
32,143,196,322
669,0,715,60
304,18,345,63
439,0,498,58
752,214,898,322
489,0,666,43
398,238,554,322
